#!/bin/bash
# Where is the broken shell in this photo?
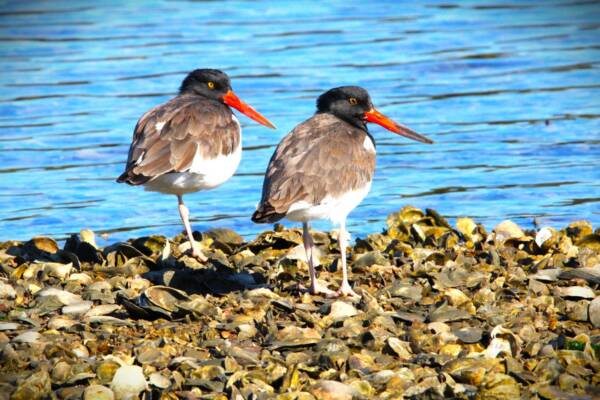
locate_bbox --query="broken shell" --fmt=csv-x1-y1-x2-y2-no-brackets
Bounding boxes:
456,217,477,239
429,302,471,323
28,236,59,254
10,369,52,400
97,361,121,384
577,234,600,251
143,285,190,312
110,365,147,400
62,300,93,316
13,330,41,343
148,372,170,389
83,385,115,400
385,338,412,360
453,327,483,344
535,227,557,249
42,262,74,280
0,280,16,299
310,380,359,400
479,373,520,399
554,286,595,299
328,301,358,320
48,315,78,330
36,287,82,305
1,209,598,397
589,297,600,328
565,221,593,242
132,235,169,256
494,220,524,242
0,322,20,330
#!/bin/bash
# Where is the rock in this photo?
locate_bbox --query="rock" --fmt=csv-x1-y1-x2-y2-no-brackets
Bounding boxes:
110,365,147,400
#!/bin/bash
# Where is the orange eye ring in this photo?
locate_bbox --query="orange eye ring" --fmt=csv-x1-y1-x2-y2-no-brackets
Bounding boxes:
207,81,215,89
349,97,358,105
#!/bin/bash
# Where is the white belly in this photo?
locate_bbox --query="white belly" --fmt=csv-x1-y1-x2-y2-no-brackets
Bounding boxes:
286,183,372,224
143,144,242,195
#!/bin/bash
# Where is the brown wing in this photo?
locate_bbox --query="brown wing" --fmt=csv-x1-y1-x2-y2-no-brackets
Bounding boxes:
252,113,376,223
117,95,240,185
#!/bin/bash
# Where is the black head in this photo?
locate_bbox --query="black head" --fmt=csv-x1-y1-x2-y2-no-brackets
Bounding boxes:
316,86,373,130
178,68,276,129
179,69,232,100
316,85,433,144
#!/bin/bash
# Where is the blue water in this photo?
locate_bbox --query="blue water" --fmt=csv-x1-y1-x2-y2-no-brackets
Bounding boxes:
1,0,599,245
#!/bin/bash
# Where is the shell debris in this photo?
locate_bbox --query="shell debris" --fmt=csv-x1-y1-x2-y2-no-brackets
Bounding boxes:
0,210,599,398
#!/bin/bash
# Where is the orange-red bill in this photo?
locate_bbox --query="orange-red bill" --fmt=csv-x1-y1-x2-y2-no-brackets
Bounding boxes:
364,108,433,144
222,90,276,129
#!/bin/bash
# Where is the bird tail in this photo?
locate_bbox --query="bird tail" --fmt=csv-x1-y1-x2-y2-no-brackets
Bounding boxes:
116,170,151,185
251,202,285,224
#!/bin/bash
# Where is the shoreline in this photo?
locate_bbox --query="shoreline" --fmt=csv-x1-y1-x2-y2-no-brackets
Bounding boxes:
1,206,599,399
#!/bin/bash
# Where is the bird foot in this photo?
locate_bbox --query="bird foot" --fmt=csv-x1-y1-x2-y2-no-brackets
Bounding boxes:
298,280,335,296
191,248,208,263
310,281,336,296
327,282,360,299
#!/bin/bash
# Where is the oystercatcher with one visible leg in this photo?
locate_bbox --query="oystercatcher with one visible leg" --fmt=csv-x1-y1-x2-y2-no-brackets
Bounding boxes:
118,69,276,261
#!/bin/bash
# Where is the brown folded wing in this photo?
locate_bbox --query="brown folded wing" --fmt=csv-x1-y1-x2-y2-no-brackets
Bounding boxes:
117,95,240,185
252,113,375,223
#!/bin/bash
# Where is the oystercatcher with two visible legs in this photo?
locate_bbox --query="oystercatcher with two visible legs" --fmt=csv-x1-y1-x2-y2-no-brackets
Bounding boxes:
252,86,432,298
118,69,276,261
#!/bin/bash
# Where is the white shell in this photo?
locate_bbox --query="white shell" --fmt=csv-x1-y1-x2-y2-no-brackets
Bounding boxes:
110,365,147,400
37,287,83,306
535,227,554,247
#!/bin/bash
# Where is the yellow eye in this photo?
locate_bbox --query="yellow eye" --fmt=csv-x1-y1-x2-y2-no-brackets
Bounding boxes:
207,81,215,89
349,97,358,105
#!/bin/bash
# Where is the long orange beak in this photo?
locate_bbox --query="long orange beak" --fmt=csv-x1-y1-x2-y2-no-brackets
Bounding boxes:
222,90,276,129
364,108,433,144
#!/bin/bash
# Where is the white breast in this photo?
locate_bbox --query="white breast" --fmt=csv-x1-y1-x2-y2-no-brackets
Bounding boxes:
285,182,372,224
143,116,242,195
363,136,376,153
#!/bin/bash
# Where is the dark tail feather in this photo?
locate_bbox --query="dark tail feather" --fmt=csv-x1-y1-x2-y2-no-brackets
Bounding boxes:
116,170,151,185
252,202,286,224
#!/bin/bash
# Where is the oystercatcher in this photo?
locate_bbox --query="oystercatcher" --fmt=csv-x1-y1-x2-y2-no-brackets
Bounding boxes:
252,86,432,297
118,69,275,261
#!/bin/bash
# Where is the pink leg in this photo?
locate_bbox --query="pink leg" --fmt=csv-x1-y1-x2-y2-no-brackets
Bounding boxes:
177,195,207,262
302,222,334,295
329,219,359,298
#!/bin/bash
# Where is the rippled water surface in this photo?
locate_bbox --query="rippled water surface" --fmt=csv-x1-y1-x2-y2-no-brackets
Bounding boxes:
1,0,599,244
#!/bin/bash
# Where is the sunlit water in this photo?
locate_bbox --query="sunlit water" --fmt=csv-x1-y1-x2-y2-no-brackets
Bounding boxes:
1,0,599,245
